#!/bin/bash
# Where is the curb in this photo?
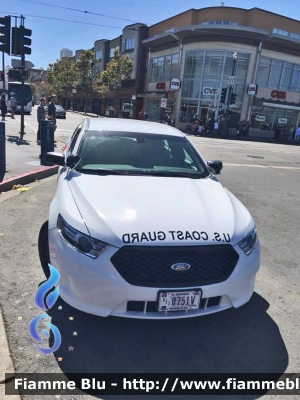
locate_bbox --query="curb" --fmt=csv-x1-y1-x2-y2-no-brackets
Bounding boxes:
0,307,20,399
0,166,58,193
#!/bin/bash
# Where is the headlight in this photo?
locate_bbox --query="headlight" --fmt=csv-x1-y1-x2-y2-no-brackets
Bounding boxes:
57,214,109,258
238,227,258,255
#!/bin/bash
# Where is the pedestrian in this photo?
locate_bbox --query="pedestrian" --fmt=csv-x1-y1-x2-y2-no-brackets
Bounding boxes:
198,120,204,135
36,97,47,145
295,125,300,141
208,117,214,135
214,120,219,135
192,120,199,135
144,111,148,121
10,93,17,119
289,124,295,140
138,110,144,120
1,93,7,121
165,114,171,125
48,95,57,131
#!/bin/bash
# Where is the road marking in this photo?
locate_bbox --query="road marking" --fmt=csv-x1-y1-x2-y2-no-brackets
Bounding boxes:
224,163,300,171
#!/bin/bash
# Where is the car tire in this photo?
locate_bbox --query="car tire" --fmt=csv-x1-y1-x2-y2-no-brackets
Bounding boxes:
38,220,51,279
63,116,66,119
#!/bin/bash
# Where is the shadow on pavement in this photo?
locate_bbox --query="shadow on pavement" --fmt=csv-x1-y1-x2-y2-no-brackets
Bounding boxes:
6,135,31,145
47,293,288,399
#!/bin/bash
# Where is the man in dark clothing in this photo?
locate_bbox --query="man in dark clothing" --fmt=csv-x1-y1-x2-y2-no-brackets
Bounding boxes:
1,93,7,121
48,95,57,129
36,98,47,144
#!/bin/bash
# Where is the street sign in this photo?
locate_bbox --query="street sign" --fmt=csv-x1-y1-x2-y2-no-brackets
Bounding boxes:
170,78,180,90
11,59,34,69
160,98,167,108
227,76,235,86
248,83,258,95
278,118,287,124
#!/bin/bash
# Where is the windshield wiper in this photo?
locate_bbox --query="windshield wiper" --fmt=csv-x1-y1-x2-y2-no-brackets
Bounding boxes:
139,170,204,179
74,168,124,175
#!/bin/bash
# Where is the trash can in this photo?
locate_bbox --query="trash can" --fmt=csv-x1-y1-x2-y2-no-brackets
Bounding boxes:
40,120,55,166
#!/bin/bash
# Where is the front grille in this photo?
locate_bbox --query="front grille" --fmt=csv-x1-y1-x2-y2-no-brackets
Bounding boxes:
126,296,221,313
111,245,239,288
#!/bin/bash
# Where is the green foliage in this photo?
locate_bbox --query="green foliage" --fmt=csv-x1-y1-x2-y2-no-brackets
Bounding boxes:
46,57,78,94
93,49,134,97
77,50,97,88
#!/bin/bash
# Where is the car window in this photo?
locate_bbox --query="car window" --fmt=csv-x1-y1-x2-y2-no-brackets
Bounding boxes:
76,131,209,178
69,125,82,153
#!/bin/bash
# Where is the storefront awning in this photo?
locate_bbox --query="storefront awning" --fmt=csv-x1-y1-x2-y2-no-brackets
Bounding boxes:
263,102,300,111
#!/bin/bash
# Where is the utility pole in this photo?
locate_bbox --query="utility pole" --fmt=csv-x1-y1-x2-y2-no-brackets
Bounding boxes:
2,51,5,93
224,52,238,136
20,16,25,141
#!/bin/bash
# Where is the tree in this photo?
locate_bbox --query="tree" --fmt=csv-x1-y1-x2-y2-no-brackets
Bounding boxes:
94,49,134,116
38,81,55,99
47,57,78,108
77,50,97,89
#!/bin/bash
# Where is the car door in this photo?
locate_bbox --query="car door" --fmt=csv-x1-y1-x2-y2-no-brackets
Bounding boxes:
62,124,83,157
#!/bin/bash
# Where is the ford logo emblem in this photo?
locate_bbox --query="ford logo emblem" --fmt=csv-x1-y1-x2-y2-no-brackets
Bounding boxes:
171,263,191,271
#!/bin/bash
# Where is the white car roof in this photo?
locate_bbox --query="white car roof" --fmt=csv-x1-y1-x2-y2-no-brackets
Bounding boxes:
85,118,185,137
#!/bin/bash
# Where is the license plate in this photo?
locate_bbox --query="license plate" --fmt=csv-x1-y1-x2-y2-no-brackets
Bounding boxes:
158,289,201,312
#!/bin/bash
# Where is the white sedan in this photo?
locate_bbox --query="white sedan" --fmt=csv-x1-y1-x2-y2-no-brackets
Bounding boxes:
38,118,260,319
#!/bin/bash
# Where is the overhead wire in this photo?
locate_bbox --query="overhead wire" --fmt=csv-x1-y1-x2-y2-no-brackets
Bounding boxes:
21,0,147,24
0,11,123,29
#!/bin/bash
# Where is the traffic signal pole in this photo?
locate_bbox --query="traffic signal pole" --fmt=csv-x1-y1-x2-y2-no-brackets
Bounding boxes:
2,51,5,93
19,16,25,141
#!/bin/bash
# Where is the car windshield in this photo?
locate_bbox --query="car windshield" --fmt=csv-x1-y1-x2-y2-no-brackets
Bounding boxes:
55,105,64,111
76,131,209,178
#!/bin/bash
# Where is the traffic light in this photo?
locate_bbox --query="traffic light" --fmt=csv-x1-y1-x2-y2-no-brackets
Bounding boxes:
0,16,11,54
230,93,237,105
0,71,4,81
165,90,169,98
220,88,227,103
11,26,32,56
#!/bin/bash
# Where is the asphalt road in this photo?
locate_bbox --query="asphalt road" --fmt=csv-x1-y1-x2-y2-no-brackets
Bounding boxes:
0,134,299,400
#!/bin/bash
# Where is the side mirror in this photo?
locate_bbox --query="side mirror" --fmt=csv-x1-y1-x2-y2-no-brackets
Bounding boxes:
207,160,223,175
45,152,65,166
66,155,80,169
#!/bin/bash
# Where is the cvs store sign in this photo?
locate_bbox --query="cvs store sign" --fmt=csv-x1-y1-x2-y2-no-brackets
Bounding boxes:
203,87,219,95
170,78,181,90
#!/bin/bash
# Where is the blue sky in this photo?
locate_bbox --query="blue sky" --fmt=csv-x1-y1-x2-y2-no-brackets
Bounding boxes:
1,0,298,69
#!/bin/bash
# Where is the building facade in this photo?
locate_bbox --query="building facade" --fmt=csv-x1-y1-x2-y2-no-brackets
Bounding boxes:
71,23,148,118
60,48,73,59
142,6,300,134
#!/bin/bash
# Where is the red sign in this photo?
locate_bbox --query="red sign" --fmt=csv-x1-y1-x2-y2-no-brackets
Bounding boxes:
271,90,286,100
156,82,165,90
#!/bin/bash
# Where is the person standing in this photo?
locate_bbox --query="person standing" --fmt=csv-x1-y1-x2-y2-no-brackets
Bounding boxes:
214,120,219,136
1,93,7,121
138,110,144,120
144,111,148,121
10,93,17,119
295,125,300,141
48,95,57,131
36,98,47,144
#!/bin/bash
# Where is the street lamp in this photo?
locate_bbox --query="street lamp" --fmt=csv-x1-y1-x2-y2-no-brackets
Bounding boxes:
224,52,238,135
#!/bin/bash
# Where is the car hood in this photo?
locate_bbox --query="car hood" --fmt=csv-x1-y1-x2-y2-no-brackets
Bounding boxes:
67,172,253,248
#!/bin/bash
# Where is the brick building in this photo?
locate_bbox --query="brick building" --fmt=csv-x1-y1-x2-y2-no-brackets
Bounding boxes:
142,6,300,135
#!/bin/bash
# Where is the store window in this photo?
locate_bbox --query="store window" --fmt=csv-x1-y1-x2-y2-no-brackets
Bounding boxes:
257,56,300,92
105,99,115,109
150,53,179,82
181,50,250,122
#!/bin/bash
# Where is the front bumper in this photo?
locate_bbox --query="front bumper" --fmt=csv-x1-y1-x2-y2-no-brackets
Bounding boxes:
48,228,260,319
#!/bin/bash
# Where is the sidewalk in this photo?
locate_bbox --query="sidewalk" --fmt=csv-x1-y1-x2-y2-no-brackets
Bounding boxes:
0,307,20,399
0,117,66,191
